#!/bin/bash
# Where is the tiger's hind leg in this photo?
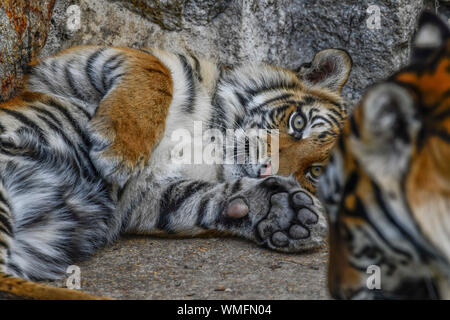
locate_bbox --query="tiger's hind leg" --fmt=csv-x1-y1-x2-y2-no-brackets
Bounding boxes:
0,185,106,300
88,48,173,187
25,46,173,187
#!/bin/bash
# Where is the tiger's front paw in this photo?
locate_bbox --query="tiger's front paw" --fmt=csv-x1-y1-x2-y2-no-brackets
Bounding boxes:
256,188,327,252
223,176,327,252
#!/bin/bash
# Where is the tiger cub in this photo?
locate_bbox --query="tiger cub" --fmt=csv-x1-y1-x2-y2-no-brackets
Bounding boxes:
0,46,351,298
319,12,450,299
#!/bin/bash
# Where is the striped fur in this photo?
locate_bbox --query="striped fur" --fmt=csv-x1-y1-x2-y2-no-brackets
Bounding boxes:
319,12,450,299
0,45,351,298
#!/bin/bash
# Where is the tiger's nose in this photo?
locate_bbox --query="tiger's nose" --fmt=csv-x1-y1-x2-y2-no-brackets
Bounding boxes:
259,161,272,177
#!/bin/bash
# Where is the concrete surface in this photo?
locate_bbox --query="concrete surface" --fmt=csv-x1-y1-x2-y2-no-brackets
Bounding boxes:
43,236,330,299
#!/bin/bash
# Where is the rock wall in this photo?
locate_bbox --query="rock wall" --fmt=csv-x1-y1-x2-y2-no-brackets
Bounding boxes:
2,0,450,104
0,0,55,101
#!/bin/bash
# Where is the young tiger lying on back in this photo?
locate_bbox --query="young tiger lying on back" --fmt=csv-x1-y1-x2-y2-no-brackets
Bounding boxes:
319,12,450,299
0,46,351,299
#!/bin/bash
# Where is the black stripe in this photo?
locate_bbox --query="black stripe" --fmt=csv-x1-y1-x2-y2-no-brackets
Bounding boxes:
0,134,43,161
308,107,319,119
318,131,336,141
107,73,125,89
16,207,49,230
0,239,8,249
231,179,242,194
271,105,291,123
242,81,300,99
47,100,91,148
34,66,55,91
196,197,210,229
70,101,92,120
0,212,12,236
65,62,89,102
0,189,9,207
249,94,293,112
86,48,107,96
158,181,210,231
430,107,450,121
303,96,315,105
311,115,333,127
311,122,325,129
1,109,47,145
36,115,96,176
102,54,124,91
347,195,412,260
235,91,250,108
7,262,23,277
178,54,195,113
117,180,129,202
0,225,10,237
157,180,186,231
325,99,343,110
327,112,341,128
372,181,442,261
28,105,63,127
190,53,203,82
103,54,123,70
20,241,68,272
329,107,345,120
428,128,450,143
349,116,360,138
118,189,146,233
282,99,309,110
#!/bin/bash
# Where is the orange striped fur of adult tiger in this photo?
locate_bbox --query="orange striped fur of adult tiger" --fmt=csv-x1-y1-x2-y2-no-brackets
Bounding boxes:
319,12,450,299
0,45,352,299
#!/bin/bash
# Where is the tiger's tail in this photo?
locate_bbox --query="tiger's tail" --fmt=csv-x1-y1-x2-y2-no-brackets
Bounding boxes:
0,272,108,300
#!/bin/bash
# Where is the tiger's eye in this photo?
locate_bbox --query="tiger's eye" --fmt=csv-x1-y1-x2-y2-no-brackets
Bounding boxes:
290,113,305,131
310,165,324,177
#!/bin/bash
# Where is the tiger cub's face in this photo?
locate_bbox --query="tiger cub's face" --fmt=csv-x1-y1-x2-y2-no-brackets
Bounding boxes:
225,49,352,194
321,12,450,299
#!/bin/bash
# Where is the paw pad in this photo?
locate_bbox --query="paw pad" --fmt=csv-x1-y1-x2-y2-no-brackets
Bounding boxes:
253,177,326,252
272,231,289,247
297,208,318,225
226,198,249,218
292,191,313,206
288,224,309,239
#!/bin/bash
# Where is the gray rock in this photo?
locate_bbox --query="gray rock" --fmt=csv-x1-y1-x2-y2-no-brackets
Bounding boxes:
2,1,449,104
40,0,450,105
0,0,55,101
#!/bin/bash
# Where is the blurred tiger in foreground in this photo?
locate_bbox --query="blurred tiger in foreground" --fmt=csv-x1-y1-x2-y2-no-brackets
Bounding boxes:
0,43,352,299
319,12,450,299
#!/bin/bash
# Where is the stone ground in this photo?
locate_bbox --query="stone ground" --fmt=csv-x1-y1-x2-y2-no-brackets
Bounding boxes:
42,236,330,300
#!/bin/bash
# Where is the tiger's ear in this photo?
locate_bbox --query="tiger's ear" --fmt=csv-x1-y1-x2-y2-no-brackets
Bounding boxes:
296,49,352,93
361,83,418,146
411,11,450,63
